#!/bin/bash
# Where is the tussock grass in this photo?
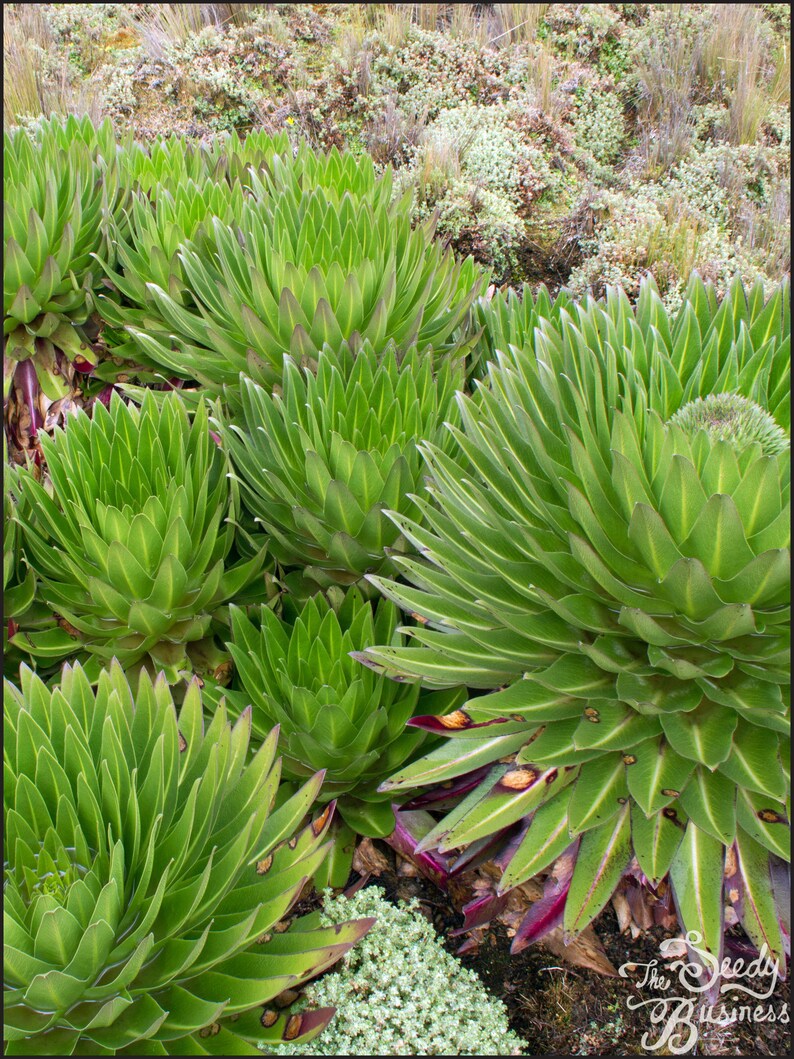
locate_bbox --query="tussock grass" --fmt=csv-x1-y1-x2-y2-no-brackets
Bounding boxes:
698,4,775,145
637,3,784,165
364,97,427,166
490,3,549,46
137,3,258,59
635,14,698,174
3,5,98,127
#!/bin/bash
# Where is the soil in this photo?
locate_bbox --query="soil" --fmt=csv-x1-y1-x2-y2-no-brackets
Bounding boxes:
288,839,791,1057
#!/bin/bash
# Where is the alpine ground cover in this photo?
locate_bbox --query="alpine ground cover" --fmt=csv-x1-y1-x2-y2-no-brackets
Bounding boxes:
4,4,789,298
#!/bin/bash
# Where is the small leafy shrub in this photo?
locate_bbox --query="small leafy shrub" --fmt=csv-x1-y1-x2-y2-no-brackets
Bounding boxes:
266,887,526,1056
367,26,517,123
395,101,559,280
544,2,621,62
572,84,627,165
12,391,266,682
219,344,463,585
566,170,788,310
4,660,373,1055
427,103,545,203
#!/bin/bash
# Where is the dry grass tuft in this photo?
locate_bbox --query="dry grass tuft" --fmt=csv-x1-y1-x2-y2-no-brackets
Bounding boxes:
3,5,99,127
698,4,775,145
364,97,427,166
635,13,698,174
136,3,258,59
489,3,549,46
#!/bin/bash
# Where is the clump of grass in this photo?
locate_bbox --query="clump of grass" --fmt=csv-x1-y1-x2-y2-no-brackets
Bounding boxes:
416,125,466,197
489,3,549,46
448,5,491,47
3,5,98,126
635,13,698,174
697,4,776,145
364,96,427,166
410,3,445,32
697,3,764,90
526,40,561,116
136,3,257,60
738,178,790,277
644,196,705,287
768,41,790,106
375,5,415,48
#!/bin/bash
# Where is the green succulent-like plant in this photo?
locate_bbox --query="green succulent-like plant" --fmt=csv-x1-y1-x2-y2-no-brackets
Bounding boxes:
244,143,396,210
94,178,250,379
216,588,463,888
3,449,36,643
117,131,383,204
3,660,374,1055
471,283,574,380
361,281,790,965
218,343,463,587
98,140,400,384
11,391,266,682
4,117,128,458
3,437,72,675
21,113,123,156
117,129,291,196
111,175,485,393
476,274,790,429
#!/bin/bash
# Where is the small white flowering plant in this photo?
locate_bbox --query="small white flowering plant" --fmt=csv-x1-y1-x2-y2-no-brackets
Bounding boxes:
264,887,526,1056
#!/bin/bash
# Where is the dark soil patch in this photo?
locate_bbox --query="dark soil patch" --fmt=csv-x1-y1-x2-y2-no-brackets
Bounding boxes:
340,861,791,1057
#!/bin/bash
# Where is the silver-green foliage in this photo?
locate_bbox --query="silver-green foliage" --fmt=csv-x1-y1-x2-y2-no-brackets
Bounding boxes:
266,887,526,1057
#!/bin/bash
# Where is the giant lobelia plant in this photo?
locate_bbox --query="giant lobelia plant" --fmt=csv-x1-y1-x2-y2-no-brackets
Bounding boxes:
475,274,790,426
109,169,486,394
3,660,374,1055
115,128,291,198
360,279,790,966
93,178,251,382
4,116,127,460
11,390,266,683
218,343,464,589
211,588,464,887
96,139,407,389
